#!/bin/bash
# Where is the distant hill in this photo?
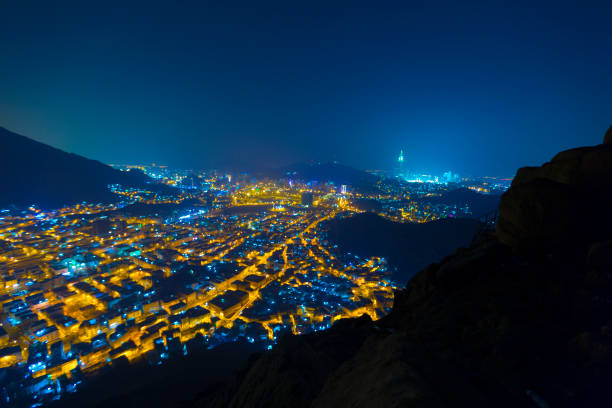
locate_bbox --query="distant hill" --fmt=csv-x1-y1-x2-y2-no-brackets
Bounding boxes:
0,126,173,209
261,162,381,191
325,212,479,284
418,187,501,218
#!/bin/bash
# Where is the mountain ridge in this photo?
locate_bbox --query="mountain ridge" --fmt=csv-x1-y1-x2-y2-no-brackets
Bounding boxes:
0,126,173,209
256,161,381,191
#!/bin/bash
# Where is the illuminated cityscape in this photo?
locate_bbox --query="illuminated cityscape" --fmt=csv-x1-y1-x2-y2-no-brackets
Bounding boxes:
0,161,508,406
2,1,609,406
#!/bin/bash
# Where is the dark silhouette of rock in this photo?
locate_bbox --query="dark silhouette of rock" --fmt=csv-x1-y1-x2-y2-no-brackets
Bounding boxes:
498,129,612,251
194,130,612,408
204,315,377,408
587,240,612,270
50,340,261,408
604,125,612,144
0,126,174,209
496,178,583,251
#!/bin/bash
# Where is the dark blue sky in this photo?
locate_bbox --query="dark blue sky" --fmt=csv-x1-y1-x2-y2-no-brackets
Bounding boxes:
0,0,610,176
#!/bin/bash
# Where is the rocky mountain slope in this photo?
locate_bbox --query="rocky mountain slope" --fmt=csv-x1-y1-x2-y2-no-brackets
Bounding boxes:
195,127,612,408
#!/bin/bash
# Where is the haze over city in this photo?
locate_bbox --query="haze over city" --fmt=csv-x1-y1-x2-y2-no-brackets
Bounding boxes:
1,1,610,175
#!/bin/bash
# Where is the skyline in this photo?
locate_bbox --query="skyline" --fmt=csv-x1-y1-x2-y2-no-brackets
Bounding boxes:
0,2,610,406
1,1,611,175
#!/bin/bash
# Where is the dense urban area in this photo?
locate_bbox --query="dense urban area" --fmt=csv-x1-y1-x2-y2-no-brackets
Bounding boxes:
0,157,509,407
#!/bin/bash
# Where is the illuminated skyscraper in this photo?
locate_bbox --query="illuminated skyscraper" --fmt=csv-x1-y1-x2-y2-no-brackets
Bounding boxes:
443,171,460,184
394,149,406,179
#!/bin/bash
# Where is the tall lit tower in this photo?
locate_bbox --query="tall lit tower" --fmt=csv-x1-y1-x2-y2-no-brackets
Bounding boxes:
395,149,405,179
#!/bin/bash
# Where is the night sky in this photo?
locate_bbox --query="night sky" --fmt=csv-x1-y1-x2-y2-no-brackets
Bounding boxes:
0,1,610,176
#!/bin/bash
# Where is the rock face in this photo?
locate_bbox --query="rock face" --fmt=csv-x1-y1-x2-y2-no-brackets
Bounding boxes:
497,130,612,251
195,131,612,408
604,125,612,144
203,316,378,408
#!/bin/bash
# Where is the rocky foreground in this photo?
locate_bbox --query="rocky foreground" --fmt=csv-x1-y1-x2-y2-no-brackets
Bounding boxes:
194,129,612,408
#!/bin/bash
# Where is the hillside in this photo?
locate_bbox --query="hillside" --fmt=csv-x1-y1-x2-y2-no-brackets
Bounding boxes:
194,127,612,408
417,187,501,218
325,213,479,284
0,127,172,209
261,162,381,191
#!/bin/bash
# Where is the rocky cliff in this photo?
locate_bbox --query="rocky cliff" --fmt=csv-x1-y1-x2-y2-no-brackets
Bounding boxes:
195,128,612,408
